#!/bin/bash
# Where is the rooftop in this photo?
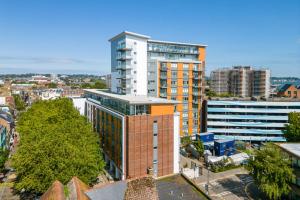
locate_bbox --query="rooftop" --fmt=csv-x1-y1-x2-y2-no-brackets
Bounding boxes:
109,31,150,41
109,31,207,47
208,97,300,103
84,89,180,105
278,143,300,159
148,39,207,48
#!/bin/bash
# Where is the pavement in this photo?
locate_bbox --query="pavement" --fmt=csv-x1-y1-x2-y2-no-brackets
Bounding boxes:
180,155,264,200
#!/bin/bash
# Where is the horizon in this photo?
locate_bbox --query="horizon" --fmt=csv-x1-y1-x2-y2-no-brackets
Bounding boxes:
1,0,300,76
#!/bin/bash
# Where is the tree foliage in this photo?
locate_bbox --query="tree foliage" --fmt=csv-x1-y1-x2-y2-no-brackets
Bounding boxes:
0,149,9,171
47,82,58,88
193,140,204,157
13,94,26,111
12,98,105,193
181,136,192,147
81,80,106,89
247,143,294,199
284,112,300,142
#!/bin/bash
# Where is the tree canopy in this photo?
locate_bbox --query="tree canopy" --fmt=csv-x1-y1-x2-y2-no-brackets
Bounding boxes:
81,80,106,89
13,94,26,111
284,112,300,142
12,98,104,193
247,143,294,199
193,140,204,157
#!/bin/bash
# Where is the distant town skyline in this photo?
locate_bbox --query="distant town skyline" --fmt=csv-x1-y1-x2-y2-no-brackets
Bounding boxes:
0,0,299,76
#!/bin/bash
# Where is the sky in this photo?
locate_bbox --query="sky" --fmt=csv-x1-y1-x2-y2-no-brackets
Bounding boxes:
0,0,300,76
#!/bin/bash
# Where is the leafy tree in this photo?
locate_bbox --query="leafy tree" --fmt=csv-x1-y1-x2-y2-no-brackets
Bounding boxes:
193,140,204,157
94,80,106,89
181,136,192,147
47,82,58,88
0,149,9,171
13,94,26,111
247,143,294,199
284,112,300,142
12,98,105,193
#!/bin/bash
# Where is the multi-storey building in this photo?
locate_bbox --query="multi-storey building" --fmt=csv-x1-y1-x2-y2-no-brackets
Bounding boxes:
210,66,270,98
206,99,300,142
84,89,180,180
109,31,207,136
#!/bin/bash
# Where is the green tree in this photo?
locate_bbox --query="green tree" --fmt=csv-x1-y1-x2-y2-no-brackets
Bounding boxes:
181,136,192,147
93,80,106,89
13,94,26,111
12,98,105,193
193,140,204,157
247,143,294,199
0,149,9,171
47,82,58,88
284,112,300,142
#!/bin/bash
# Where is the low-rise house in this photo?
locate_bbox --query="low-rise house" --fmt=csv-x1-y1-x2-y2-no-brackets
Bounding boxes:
277,84,300,99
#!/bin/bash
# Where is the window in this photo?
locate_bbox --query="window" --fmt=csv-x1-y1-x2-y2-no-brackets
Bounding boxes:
171,71,177,77
134,80,136,83
134,52,137,55
183,63,189,69
134,71,137,74
171,63,177,69
171,88,177,94
171,80,177,85
134,61,137,64
183,88,189,94
171,97,177,100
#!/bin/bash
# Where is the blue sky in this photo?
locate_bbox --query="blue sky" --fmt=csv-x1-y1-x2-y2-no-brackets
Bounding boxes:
0,0,299,76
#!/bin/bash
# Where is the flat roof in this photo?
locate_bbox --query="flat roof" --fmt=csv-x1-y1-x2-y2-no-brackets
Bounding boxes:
148,39,207,47
278,143,300,159
109,31,150,41
108,31,207,47
84,89,180,105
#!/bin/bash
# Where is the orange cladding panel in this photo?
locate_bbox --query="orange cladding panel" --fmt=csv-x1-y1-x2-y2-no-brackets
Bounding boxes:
198,47,206,62
150,104,174,116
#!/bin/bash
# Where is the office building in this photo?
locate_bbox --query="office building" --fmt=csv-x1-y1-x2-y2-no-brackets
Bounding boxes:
210,66,270,98
84,89,180,180
109,31,207,136
206,99,300,142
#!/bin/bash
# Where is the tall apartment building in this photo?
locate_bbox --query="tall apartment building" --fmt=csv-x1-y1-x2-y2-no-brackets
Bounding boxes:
84,89,180,180
210,66,270,98
110,31,207,136
206,100,300,142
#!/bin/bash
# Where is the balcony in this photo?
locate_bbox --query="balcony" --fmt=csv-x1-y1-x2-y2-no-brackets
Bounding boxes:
192,100,200,104
116,55,132,61
160,66,168,71
160,84,167,88
116,65,132,70
193,67,202,72
117,44,132,51
192,92,201,96
192,84,201,88
160,93,167,98
160,75,167,79
193,76,201,80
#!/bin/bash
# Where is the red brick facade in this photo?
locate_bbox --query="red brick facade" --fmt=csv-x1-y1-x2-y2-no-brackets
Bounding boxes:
125,114,174,179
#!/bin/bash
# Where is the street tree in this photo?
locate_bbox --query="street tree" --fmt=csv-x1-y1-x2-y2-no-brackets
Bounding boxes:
12,98,105,193
284,112,300,142
247,143,294,199
193,140,204,158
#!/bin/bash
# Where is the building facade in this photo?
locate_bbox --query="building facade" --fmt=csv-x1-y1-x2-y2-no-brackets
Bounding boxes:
210,66,270,98
277,84,300,99
84,89,180,180
277,143,300,199
206,100,300,142
109,31,207,136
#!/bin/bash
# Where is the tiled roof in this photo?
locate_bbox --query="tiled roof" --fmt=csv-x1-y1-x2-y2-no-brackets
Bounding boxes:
278,84,293,92
40,180,66,200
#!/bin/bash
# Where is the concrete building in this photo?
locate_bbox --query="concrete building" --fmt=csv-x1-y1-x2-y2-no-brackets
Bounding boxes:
84,89,180,180
210,66,270,98
206,99,300,142
109,31,207,136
